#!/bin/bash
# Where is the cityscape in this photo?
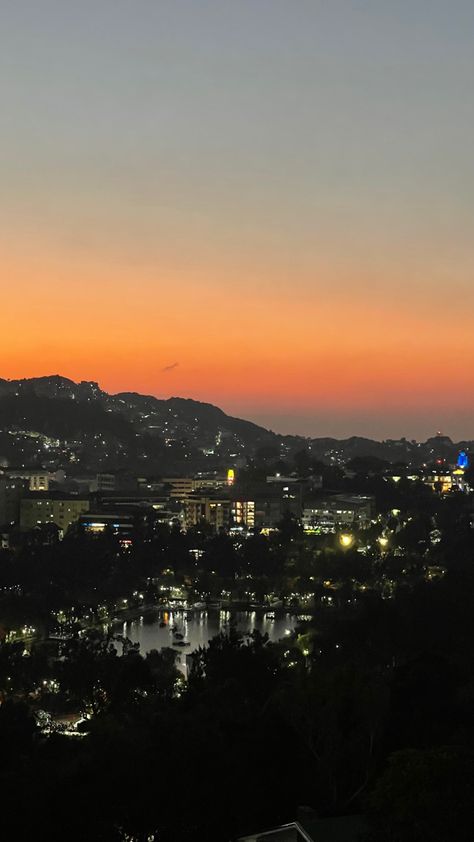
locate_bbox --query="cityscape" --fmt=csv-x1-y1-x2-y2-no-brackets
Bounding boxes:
3,2,474,841
1,377,474,839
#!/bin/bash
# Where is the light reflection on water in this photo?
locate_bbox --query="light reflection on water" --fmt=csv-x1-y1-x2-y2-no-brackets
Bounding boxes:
121,610,297,674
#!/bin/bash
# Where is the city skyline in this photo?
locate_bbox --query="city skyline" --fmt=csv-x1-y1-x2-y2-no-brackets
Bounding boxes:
2,1,474,439
2,6,474,837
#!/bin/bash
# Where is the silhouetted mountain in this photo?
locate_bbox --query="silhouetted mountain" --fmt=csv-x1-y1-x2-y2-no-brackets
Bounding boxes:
0,376,470,474
0,394,134,440
0,375,104,402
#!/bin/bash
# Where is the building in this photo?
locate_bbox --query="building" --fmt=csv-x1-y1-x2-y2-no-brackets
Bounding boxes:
194,475,230,491
302,495,373,534
256,484,303,528
20,493,90,534
79,512,135,539
29,473,51,492
92,493,182,527
420,468,469,494
78,500,178,545
163,474,235,499
0,468,65,492
266,474,300,484
163,477,196,498
92,473,117,493
137,477,168,493
0,476,24,527
184,495,232,530
232,499,256,529
231,482,303,530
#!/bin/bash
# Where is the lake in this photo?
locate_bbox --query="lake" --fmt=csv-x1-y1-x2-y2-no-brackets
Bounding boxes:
120,609,298,675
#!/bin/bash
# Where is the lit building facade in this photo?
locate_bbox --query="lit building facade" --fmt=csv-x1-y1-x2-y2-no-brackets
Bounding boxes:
79,512,135,538
232,499,256,529
302,495,373,533
29,473,51,492
184,495,232,530
20,495,90,533
231,483,303,530
421,469,468,493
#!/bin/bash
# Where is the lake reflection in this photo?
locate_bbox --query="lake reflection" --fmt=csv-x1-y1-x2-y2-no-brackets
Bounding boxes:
121,610,297,674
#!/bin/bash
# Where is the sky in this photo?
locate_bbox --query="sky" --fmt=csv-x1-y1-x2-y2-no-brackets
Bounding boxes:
1,1,474,440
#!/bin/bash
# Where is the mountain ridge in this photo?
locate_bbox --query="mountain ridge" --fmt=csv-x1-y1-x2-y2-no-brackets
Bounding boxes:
0,376,469,474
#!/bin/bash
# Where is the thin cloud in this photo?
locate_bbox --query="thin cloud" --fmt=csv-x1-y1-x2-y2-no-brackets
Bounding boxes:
162,362,179,372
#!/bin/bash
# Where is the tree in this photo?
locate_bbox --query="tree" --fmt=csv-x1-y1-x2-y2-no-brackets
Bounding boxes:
366,747,474,842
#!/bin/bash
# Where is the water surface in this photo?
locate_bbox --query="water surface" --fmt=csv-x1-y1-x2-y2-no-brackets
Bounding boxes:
121,609,297,674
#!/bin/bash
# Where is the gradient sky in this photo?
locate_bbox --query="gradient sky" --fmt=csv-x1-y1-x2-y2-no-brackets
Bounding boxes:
2,1,474,439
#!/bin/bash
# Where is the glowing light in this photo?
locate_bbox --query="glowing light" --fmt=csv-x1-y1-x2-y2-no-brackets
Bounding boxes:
339,533,354,549
458,451,469,469
378,536,389,549
227,468,235,485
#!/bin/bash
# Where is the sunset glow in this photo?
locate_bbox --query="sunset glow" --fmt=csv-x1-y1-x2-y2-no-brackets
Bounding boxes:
2,1,474,438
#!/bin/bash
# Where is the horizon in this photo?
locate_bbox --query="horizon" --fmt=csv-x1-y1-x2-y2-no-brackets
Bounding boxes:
1,372,470,443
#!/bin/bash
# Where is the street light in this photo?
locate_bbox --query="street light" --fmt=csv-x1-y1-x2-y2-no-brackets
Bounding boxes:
339,533,354,549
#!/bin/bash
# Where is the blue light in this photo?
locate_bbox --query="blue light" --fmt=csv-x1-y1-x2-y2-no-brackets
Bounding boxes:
458,451,469,469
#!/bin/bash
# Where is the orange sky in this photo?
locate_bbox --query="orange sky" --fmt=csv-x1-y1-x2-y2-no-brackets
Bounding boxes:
3,230,474,439
2,2,474,439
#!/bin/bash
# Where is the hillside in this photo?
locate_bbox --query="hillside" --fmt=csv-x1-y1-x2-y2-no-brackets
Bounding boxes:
0,376,469,474
0,376,291,474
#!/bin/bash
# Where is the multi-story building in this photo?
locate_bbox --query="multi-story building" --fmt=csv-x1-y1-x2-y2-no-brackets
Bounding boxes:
302,494,373,533
387,467,468,494
184,495,232,531
79,512,135,539
266,474,322,489
232,499,256,529
92,473,117,493
421,468,467,494
194,475,230,491
29,473,51,491
163,477,196,499
0,476,23,527
91,493,182,527
20,493,90,534
0,468,65,492
231,483,303,530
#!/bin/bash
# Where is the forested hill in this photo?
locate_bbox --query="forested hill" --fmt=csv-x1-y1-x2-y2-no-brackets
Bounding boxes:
0,375,470,473
0,374,285,444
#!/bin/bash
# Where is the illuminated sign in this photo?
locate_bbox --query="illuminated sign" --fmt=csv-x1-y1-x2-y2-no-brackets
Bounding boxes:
458,451,469,470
